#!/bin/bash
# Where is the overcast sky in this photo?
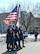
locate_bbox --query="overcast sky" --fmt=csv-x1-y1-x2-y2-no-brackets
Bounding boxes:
0,0,40,13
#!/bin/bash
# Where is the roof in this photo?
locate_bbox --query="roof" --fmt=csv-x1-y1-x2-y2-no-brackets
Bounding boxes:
0,11,40,21
32,12,40,18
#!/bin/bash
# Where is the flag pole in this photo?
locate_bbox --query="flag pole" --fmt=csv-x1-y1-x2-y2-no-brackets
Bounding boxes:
16,4,21,28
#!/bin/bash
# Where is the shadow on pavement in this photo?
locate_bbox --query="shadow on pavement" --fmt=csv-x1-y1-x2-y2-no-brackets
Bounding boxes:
2,51,17,54
2,47,25,54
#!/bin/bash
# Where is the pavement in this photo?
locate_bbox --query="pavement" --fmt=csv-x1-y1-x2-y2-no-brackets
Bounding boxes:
0,34,40,54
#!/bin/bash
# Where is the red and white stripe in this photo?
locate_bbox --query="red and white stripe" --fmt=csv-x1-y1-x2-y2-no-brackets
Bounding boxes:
6,12,17,20
3,12,17,24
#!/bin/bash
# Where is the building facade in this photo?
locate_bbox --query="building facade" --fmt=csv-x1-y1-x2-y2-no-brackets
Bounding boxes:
0,11,40,33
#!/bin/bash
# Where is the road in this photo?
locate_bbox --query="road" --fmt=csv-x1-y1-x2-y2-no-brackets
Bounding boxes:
0,34,40,54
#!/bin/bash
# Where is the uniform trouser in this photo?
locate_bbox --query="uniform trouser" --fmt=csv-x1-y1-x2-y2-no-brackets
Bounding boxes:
21,39,24,47
35,35,37,41
18,38,24,47
22,39,24,47
14,40,18,48
7,43,9,50
18,39,21,47
7,43,13,50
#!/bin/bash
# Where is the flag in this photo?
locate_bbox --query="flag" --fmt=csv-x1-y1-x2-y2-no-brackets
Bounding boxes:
3,5,17,24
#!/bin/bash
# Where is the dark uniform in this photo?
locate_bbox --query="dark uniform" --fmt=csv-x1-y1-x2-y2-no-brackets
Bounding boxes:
6,25,13,51
13,26,18,49
35,27,38,41
35,30,38,41
18,27,24,48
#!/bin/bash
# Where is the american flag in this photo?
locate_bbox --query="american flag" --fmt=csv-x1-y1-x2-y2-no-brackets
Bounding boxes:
3,5,17,24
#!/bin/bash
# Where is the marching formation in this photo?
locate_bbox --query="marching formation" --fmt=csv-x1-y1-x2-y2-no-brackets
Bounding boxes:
6,25,24,51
